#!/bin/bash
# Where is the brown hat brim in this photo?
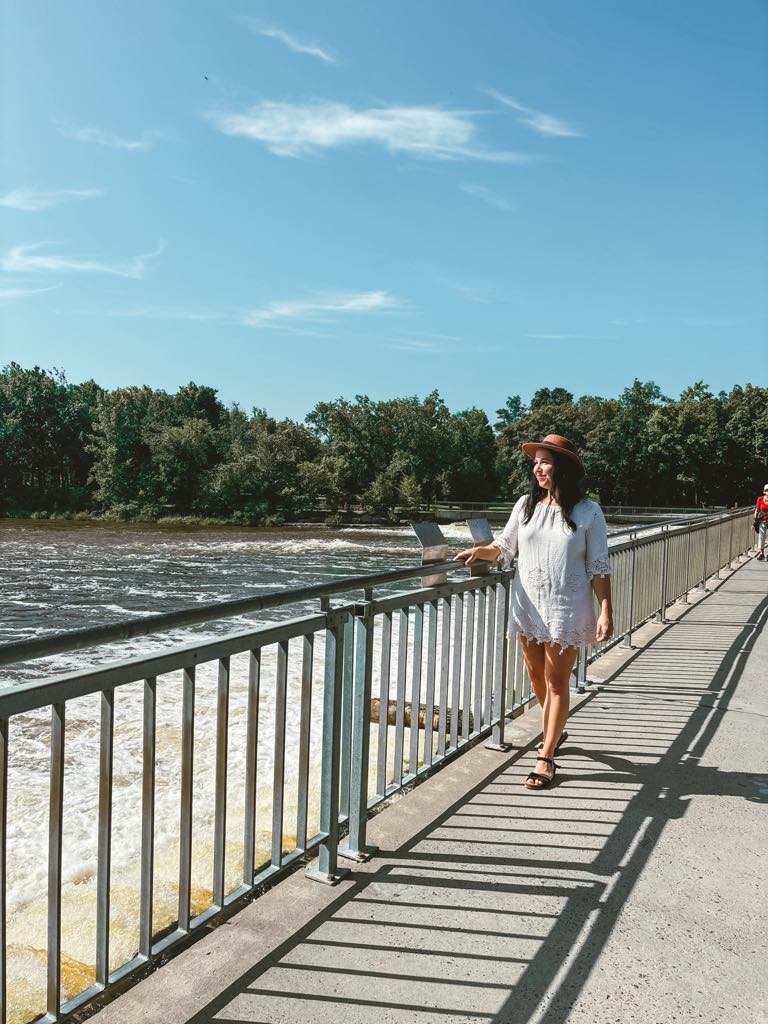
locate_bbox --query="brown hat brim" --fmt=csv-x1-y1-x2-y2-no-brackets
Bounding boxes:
521,441,585,476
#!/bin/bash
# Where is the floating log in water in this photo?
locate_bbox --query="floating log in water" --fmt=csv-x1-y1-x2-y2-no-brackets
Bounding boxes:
370,698,474,733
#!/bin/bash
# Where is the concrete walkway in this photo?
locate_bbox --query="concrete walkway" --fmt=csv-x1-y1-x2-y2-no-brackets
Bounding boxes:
91,559,768,1024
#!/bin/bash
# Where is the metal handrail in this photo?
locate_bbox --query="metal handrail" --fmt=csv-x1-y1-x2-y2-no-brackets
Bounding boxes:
0,507,747,671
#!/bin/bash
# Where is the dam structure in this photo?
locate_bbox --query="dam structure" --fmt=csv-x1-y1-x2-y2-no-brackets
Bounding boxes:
0,507,763,1024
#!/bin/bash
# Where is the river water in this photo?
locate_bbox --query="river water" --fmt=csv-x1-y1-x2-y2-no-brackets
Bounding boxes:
2,519,476,1024
2,515,632,1023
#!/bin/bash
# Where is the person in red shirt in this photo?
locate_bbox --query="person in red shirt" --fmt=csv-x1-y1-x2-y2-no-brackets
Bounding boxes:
755,485,768,560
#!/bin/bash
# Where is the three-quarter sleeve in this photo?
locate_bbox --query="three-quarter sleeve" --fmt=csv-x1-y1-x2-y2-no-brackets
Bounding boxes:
585,503,612,579
493,496,526,567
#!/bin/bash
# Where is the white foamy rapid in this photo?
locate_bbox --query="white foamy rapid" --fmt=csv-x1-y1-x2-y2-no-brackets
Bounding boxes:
2,520,471,1024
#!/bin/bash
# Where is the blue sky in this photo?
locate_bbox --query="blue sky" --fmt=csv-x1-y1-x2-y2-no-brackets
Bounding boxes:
1,0,766,420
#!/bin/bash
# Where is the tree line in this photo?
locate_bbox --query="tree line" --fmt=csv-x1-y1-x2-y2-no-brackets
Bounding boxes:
1,363,765,523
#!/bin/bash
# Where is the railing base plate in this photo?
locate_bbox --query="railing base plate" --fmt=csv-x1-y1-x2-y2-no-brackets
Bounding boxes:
338,844,379,863
484,741,513,752
304,865,351,885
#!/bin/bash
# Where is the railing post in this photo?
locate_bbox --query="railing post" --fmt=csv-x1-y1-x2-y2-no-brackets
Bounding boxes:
624,535,637,647
340,592,378,863
338,615,355,819
306,607,350,885
728,514,736,569
575,646,588,694
47,703,65,1019
95,688,114,987
655,526,670,623
486,573,512,751
717,518,726,578
682,524,692,604
698,519,709,589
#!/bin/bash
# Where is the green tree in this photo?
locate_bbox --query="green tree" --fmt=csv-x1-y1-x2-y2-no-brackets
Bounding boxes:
494,395,527,431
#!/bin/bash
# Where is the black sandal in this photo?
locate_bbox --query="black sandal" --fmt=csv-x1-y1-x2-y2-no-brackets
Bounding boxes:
525,756,557,790
537,730,568,753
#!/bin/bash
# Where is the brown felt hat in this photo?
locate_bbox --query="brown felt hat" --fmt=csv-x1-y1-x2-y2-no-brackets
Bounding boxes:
521,434,585,476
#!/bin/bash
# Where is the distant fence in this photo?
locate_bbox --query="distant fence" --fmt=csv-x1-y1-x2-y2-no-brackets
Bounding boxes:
0,507,754,1023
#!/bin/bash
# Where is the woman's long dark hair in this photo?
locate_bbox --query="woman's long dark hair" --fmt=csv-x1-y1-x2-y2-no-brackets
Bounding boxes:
522,452,584,532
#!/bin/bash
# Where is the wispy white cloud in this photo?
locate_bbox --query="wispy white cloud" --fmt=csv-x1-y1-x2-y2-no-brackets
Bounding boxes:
684,318,736,327
243,289,399,326
0,186,105,211
99,307,229,321
208,100,531,163
55,120,158,150
2,241,166,278
485,88,581,138
461,183,512,211
243,19,335,63
438,278,498,304
524,332,614,341
0,281,62,301
384,337,443,352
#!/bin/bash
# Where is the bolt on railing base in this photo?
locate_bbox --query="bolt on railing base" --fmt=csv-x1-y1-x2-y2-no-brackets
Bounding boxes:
338,843,378,863
304,864,350,886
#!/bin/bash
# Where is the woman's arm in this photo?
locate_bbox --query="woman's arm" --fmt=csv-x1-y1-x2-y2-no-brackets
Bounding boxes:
456,543,501,565
592,575,613,643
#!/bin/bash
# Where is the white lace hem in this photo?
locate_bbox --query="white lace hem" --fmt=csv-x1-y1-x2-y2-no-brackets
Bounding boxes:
586,557,612,580
511,620,595,652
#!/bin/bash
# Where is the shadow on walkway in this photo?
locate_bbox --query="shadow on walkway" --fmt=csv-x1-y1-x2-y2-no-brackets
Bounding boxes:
181,571,768,1024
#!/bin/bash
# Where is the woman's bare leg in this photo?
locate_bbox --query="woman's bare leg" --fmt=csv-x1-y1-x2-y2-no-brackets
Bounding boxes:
527,643,578,787
520,635,547,725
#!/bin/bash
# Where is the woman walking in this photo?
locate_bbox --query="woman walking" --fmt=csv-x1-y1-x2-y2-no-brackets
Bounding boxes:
457,434,613,790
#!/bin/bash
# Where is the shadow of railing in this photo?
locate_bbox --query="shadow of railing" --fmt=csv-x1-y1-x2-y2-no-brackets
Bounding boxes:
180,576,768,1024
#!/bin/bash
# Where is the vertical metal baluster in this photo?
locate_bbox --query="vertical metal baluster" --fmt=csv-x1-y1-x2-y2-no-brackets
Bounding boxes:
450,594,463,750
656,527,669,622
305,612,349,885
376,612,392,796
624,539,637,647
95,689,114,986
437,594,451,757
462,591,475,741
473,589,486,733
295,634,315,852
178,667,195,932
487,577,512,749
408,603,424,776
271,641,289,869
243,651,260,885
338,618,354,819
139,677,156,957
212,657,230,908
699,522,709,588
341,597,376,863
393,608,410,786
0,717,8,1024
47,702,65,1018
483,584,497,727
423,599,438,768
727,514,735,568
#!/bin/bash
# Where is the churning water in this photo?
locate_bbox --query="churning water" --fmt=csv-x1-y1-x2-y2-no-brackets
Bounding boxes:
1,519,474,1023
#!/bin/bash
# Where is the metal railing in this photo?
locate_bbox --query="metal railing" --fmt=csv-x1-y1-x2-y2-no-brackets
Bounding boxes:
0,506,754,1023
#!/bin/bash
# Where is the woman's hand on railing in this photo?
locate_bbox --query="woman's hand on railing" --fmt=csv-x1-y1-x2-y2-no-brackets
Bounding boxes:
455,544,500,565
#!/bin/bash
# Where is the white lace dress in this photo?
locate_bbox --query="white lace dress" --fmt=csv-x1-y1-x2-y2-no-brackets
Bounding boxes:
494,496,612,650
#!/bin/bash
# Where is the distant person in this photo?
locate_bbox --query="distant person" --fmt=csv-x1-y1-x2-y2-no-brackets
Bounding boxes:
456,434,613,791
754,484,768,560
